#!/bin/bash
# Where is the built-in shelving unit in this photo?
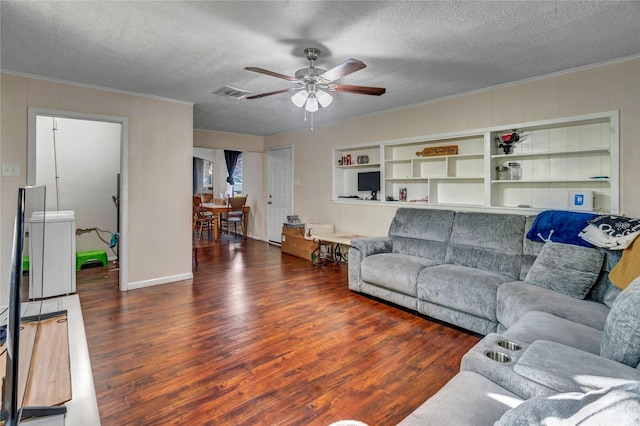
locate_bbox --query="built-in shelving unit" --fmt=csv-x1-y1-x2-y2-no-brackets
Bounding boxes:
333,144,381,199
332,111,619,213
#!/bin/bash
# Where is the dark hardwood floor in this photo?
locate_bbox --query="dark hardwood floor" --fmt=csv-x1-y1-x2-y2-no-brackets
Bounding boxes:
76,235,480,426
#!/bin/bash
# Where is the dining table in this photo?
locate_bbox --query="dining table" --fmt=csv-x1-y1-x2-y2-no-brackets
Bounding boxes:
201,203,250,240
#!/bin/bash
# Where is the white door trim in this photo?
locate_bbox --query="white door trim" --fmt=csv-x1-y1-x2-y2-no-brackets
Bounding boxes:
28,108,129,292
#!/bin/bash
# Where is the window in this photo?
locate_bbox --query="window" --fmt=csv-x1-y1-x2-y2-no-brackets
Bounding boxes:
202,160,213,190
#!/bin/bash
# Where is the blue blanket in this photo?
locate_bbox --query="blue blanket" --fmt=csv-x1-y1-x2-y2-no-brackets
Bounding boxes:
526,210,597,247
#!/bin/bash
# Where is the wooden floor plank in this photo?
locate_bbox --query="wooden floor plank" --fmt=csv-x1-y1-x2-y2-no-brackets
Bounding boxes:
77,236,480,425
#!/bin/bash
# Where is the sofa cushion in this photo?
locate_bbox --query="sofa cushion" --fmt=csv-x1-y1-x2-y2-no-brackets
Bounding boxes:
524,242,604,299
397,371,522,426
588,248,623,308
388,208,454,241
389,208,454,263
496,281,610,330
445,212,525,279
514,340,640,393
418,264,513,322
361,253,437,297
502,311,603,355
495,381,640,426
519,215,545,280
601,276,640,368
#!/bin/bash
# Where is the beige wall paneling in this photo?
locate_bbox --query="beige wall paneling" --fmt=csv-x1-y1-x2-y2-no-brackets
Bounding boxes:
193,129,263,152
1,73,193,304
263,58,640,239
127,97,193,288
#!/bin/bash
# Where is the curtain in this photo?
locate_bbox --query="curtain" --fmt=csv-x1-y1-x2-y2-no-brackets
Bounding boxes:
224,150,241,185
193,157,203,195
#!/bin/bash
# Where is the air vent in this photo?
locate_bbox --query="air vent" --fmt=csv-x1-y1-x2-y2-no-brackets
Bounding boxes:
212,85,252,99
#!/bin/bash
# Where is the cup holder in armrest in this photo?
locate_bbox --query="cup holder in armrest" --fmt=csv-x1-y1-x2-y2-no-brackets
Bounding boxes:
497,340,523,351
484,350,512,363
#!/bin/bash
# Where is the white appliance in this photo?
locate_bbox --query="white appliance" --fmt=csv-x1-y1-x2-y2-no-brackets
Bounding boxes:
27,211,76,299
568,190,595,212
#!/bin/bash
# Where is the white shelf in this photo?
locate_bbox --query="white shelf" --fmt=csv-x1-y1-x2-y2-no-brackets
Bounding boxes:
491,148,610,160
333,111,619,213
336,162,381,169
413,153,483,161
491,178,610,184
386,177,430,182
431,176,484,181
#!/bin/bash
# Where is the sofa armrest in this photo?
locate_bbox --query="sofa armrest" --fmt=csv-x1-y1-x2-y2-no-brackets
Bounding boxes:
348,237,392,292
514,340,640,394
349,236,392,257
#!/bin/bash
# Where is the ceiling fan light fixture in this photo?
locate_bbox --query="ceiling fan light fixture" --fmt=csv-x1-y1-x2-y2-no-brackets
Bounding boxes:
246,47,385,127
316,89,333,108
305,93,319,112
291,90,308,107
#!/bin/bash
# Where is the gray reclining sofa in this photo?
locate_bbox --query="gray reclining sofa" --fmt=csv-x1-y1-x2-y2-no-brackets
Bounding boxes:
347,208,640,425
349,208,620,335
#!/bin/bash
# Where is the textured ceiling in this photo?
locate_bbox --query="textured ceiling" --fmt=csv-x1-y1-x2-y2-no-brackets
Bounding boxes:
2,1,640,136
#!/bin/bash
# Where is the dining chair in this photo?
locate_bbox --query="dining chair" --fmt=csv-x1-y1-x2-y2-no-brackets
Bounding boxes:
220,196,247,240
193,197,215,239
194,195,214,219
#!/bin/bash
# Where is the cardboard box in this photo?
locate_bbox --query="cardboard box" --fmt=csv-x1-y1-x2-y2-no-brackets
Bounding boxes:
281,234,317,261
282,225,304,236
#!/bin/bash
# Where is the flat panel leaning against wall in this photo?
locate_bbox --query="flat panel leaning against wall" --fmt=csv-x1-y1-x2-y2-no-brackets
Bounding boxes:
36,116,121,259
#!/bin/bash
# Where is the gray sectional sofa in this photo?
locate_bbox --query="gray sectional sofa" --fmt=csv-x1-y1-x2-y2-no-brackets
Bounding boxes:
347,208,640,425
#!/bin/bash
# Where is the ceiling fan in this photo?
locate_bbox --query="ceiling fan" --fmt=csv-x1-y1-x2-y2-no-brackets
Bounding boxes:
244,48,386,113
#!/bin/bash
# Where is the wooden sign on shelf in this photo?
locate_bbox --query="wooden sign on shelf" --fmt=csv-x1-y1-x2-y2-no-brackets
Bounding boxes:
416,145,458,157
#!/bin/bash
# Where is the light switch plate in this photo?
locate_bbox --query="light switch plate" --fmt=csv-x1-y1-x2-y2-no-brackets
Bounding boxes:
2,163,20,176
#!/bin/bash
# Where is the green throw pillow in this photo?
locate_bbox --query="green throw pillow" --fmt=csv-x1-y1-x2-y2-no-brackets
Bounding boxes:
525,242,603,299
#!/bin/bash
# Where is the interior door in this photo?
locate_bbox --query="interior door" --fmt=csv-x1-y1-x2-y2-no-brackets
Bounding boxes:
267,146,293,244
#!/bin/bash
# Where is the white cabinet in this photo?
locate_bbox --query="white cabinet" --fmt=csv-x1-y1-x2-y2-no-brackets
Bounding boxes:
27,211,77,299
332,111,619,213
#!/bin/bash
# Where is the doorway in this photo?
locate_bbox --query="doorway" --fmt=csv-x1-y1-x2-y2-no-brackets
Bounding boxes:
267,146,293,244
28,108,128,291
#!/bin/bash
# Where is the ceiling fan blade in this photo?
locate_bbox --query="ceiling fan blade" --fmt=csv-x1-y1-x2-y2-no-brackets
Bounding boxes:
245,88,294,99
328,84,386,96
318,59,366,83
244,67,298,82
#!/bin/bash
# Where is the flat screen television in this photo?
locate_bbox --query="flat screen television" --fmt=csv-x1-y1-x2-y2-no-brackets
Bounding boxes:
1,185,65,425
357,171,380,200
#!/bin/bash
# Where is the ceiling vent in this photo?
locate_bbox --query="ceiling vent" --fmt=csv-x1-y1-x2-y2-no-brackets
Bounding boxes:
212,85,252,99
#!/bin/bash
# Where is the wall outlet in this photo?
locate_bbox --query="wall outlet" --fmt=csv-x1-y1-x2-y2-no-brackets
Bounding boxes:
2,163,20,176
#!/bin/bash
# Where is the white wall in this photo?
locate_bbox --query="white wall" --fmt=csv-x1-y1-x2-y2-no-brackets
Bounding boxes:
35,116,120,256
264,58,640,237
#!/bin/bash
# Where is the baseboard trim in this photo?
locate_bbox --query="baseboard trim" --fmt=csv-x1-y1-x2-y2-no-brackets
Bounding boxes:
127,272,193,291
